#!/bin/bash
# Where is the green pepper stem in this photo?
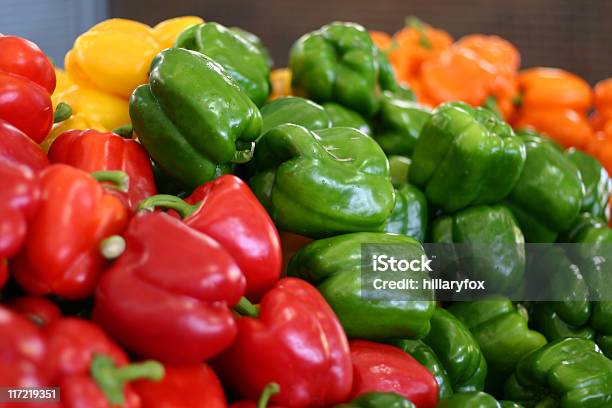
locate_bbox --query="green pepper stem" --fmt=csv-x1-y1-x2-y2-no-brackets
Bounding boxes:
100,235,126,260
112,124,134,139
137,194,198,218
482,95,502,118
91,170,130,193
232,142,256,164
53,102,72,123
91,355,164,405
257,383,280,408
234,297,260,318
405,16,432,50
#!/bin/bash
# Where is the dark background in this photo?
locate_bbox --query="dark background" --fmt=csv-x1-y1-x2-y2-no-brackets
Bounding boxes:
110,0,612,84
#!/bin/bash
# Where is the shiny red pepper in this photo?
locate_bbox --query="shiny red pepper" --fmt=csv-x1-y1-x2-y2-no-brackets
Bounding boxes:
348,340,438,408
42,317,164,408
215,277,353,408
138,175,281,301
94,211,246,364
7,296,62,326
231,383,284,408
0,160,40,288
0,35,55,142
133,364,227,408
49,129,157,213
12,164,129,299
0,119,49,172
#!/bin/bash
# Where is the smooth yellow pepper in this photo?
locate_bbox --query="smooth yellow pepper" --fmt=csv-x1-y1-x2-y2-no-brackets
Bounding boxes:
53,68,73,96
153,16,204,49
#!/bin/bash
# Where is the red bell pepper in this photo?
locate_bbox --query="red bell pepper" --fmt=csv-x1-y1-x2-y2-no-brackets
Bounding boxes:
215,277,353,408
138,174,281,300
7,296,62,326
0,160,40,288
12,164,129,299
231,383,284,408
42,317,164,408
49,129,157,213
133,364,227,408
0,119,49,172
94,211,246,364
0,35,55,142
348,340,438,408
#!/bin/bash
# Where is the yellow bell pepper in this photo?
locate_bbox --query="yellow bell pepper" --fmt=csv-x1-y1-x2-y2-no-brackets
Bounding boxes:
40,113,107,152
65,18,161,99
153,16,204,49
53,68,74,96
52,86,129,131
270,68,292,100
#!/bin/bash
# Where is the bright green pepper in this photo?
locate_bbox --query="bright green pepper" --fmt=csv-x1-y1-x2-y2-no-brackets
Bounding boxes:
129,47,262,189
504,338,612,407
287,232,435,339
323,102,372,135
423,308,487,393
391,339,454,400
389,155,411,185
290,22,397,117
260,96,330,135
505,133,583,242
566,148,611,221
334,392,415,408
249,124,395,237
410,102,526,213
448,297,547,394
429,205,525,294
383,183,427,242
174,22,271,106
372,88,431,156
229,26,273,69
437,391,523,408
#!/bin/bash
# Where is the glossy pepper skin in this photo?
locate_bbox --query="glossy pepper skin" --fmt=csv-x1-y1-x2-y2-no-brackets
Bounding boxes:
260,96,330,135
372,88,431,156
448,297,547,394
505,132,583,242
130,47,262,189
429,205,525,294
0,161,40,288
49,129,157,213
43,317,164,408
8,296,62,327
249,124,395,237
288,232,435,339
290,22,397,117
175,22,271,106
565,148,611,221
0,118,49,172
383,183,428,242
410,102,525,213
437,391,523,408
423,308,487,393
348,340,438,408
215,278,353,408
152,16,204,49
94,211,245,364
323,103,372,135
504,338,612,407
138,175,282,301
0,35,55,142
12,164,128,299
134,364,226,408
335,392,416,408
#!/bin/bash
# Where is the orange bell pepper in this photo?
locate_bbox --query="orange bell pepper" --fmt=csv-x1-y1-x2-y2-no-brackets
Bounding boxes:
370,31,393,51
515,107,593,150
594,78,612,120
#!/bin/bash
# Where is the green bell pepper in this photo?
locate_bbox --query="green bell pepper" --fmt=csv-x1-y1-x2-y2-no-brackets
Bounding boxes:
129,47,262,189
504,338,612,407
429,205,525,294
505,133,583,242
260,96,330,135
437,391,523,408
410,102,526,213
174,22,271,106
334,392,415,408
372,88,431,156
383,183,428,242
565,148,611,221
249,124,395,237
290,22,397,117
323,102,372,135
391,339,454,400
448,297,547,394
389,155,411,185
229,26,273,69
423,308,487,393
287,232,435,339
